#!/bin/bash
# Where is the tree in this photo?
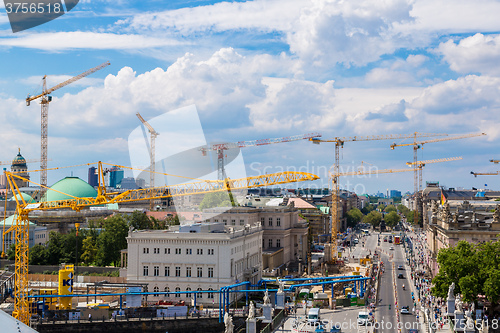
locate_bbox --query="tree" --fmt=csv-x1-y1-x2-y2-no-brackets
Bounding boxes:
361,203,375,215
81,236,98,265
346,208,363,227
127,211,152,230
384,205,397,213
95,215,129,267
376,204,385,211
29,244,48,265
384,211,400,227
363,210,382,227
199,192,233,210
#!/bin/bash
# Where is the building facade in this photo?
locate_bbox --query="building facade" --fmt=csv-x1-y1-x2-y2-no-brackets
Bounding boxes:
202,206,308,273
126,222,262,305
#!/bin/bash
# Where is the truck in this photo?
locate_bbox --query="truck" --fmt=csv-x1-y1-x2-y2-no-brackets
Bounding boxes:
394,235,401,245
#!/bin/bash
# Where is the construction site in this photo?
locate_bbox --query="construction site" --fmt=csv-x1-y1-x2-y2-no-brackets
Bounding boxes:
0,62,492,333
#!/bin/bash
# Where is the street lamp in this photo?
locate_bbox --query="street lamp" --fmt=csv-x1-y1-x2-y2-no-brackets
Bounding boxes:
75,223,80,283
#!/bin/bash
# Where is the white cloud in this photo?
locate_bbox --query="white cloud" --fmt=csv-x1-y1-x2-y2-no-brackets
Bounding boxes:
436,33,500,76
0,31,183,50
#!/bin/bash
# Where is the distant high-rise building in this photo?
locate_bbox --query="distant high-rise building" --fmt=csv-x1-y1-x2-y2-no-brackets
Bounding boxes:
0,168,7,189
120,177,139,189
136,178,146,188
109,167,124,188
389,190,402,198
88,167,98,187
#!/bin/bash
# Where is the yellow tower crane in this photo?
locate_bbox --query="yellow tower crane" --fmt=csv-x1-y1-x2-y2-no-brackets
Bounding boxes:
489,160,500,164
390,133,486,224
310,132,447,260
136,113,159,209
328,157,462,261
26,61,111,192
5,163,319,324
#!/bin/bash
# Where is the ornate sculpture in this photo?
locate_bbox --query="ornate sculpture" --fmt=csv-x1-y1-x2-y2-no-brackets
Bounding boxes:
224,312,234,333
263,289,270,305
494,205,500,223
453,213,458,223
431,200,438,216
455,294,463,312
248,301,255,320
442,202,452,223
277,280,285,293
447,282,455,300
465,310,474,329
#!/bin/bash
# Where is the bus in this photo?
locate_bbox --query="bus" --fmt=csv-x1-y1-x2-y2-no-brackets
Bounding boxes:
394,235,401,245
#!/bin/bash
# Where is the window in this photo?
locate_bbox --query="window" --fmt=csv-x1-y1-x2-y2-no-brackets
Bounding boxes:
175,266,181,277
231,219,236,226
154,266,159,276
143,266,149,276
175,248,181,254
175,287,180,298
197,249,203,255
208,249,214,255
164,286,170,297
143,248,149,254
165,248,170,254
186,248,192,255
153,286,159,293
277,217,281,226
214,219,219,223
208,288,214,299
197,267,203,278
186,267,192,277
208,267,214,278
186,288,191,298
165,266,170,277
154,248,160,254
260,217,265,225
223,219,227,225
268,239,272,248
277,239,281,247
268,217,272,226
197,288,203,298
262,239,265,248
240,219,244,225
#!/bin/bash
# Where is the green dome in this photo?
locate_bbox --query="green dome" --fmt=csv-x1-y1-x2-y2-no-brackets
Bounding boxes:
9,192,36,204
1,214,35,227
42,177,97,202
12,149,27,168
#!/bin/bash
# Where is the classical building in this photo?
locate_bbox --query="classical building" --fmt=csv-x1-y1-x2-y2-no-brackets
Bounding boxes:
125,222,263,305
425,199,500,277
202,205,309,274
10,149,30,188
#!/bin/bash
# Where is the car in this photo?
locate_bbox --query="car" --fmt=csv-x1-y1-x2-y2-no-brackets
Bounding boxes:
388,239,393,243
390,246,394,250
398,265,404,270
408,329,418,333
398,273,405,279
357,311,372,325
401,306,411,314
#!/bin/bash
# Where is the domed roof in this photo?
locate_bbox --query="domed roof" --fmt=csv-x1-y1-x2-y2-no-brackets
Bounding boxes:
12,148,27,168
1,214,35,227
8,192,36,204
42,177,97,202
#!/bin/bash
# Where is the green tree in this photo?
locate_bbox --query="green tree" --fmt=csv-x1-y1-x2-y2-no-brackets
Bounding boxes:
29,244,48,265
199,192,233,210
376,204,385,211
346,208,363,227
95,215,129,267
7,244,16,260
384,211,400,227
363,210,382,227
384,205,397,213
361,203,375,215
127,211,152,230
81,236,98,265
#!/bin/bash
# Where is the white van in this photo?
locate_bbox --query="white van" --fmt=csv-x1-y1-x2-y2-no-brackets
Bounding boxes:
307,307,320,323
357,311,371,325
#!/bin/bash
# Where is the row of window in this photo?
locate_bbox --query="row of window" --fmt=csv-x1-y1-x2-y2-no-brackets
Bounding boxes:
213,217,281,226
144,248,215,255
151,286,215,299
263,238,281,248
144,266,214,278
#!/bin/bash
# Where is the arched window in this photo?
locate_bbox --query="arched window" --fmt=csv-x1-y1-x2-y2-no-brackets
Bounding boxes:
175,287,180,298
207,288,214,299
197,287,203,298
186,287,191,298
164,286,170,297
153,286,159,296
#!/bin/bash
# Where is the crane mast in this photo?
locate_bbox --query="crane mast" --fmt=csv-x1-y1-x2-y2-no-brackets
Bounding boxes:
136,113,159,209
26,61,110,192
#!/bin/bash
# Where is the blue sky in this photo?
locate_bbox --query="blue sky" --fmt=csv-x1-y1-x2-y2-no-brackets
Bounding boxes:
1,0,500,195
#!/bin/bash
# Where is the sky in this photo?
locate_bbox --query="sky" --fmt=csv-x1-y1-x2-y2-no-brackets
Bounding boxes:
1,0,499,195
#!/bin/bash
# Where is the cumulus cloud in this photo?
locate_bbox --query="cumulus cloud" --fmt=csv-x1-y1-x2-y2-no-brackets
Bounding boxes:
436,33,500,76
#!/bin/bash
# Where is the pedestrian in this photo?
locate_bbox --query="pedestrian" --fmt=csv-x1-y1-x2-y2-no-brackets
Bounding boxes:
88,313,92,322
